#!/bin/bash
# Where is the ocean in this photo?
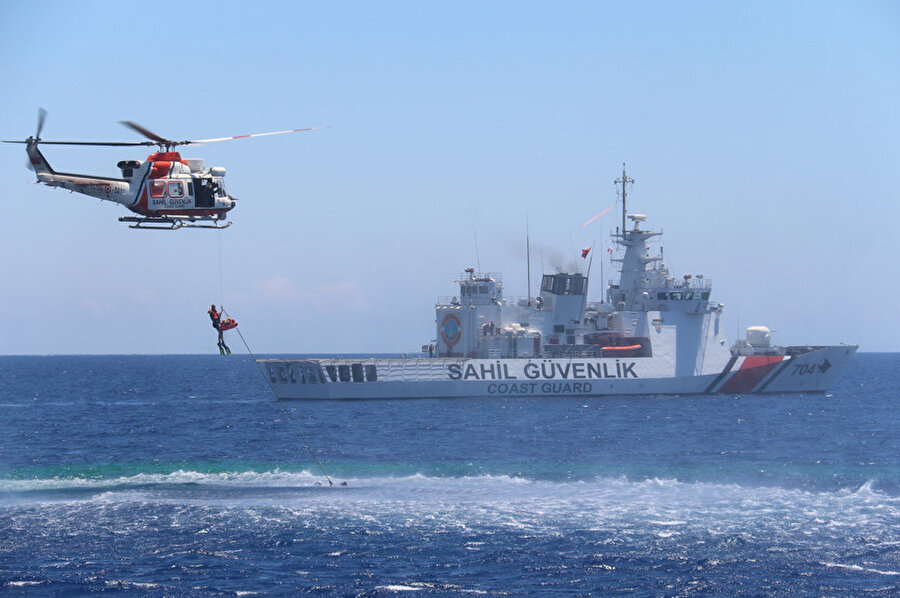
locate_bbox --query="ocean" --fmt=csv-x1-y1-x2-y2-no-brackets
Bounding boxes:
1,353,897,596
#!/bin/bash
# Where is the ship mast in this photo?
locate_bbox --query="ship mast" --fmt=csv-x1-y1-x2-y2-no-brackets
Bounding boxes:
615,162,634,239
526,213,532,305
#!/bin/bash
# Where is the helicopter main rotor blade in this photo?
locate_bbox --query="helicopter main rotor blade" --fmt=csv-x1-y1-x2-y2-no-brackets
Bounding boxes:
1,139,154,146
4,111,157,146
39,140,155,146
190,126,327,144
119,121,179,146
6,114,325,148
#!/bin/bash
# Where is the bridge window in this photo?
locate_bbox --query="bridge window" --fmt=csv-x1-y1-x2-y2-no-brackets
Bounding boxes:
150,180,166,198
684,292,693,300
365,364,377,381
569,277,585,295
351,363,364,382
670,292,682,300
338,365,351,382
657,292,667,300
540,273,586,296
167,181,184,198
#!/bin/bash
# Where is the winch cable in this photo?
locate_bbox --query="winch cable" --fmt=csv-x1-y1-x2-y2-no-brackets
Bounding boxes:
217,228,225,306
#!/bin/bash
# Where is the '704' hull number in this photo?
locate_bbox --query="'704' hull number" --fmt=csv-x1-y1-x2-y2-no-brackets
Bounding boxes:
791,359,830,376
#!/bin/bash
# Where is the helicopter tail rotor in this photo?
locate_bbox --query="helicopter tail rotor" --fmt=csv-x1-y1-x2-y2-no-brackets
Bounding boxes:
36,107,47,140
18,108,54,176
3,107,49,145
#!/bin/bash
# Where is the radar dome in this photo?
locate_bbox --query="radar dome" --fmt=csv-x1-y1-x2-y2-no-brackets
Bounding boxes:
746,326,772,347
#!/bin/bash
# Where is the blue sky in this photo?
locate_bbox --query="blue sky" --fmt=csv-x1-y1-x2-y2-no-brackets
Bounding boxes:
1,0,898,354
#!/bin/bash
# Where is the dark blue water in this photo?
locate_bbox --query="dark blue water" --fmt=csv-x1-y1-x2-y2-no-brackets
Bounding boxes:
1,353,898,596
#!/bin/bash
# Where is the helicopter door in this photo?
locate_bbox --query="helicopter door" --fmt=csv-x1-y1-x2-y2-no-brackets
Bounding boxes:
195,178,216,208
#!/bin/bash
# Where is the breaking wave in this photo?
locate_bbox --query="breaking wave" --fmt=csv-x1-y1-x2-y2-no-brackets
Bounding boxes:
3,465,899,530
4,466,899,595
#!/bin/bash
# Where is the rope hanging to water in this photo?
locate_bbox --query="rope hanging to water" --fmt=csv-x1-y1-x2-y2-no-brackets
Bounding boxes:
215,232,334,487
223,312,335,487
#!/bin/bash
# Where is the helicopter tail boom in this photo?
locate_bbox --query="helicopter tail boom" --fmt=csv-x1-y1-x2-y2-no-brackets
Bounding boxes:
25,138,54,179
24,138,133,203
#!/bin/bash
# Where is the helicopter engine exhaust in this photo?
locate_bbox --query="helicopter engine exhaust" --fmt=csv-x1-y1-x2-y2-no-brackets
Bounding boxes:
117,160,141,178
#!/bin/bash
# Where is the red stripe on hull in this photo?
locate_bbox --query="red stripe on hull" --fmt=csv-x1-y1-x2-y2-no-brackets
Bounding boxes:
717,355,784,394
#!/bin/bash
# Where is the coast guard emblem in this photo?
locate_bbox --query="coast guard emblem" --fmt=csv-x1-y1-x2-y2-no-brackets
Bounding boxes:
440,313,462,347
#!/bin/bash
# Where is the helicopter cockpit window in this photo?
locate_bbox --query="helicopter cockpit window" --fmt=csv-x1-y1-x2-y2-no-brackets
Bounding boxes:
167,181,184,198
150,180,166,198
216,182,226,197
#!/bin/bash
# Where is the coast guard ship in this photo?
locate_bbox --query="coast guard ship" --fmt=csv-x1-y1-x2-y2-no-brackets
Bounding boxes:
261,168,856,400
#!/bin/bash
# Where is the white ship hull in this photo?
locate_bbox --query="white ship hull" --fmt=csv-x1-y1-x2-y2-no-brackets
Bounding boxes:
259,344,857,400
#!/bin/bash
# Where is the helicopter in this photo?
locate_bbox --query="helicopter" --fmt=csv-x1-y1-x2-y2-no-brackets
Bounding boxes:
3,109,323,229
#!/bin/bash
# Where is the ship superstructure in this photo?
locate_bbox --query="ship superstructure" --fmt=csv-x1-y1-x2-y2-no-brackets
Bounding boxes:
432,165,727,373
260,167,856,400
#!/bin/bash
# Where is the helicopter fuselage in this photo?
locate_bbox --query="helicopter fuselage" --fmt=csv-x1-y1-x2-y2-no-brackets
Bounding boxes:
6,110,321,229
26,140,234,223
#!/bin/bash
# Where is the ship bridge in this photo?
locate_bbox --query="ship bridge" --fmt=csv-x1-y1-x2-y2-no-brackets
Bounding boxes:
457,269,503,306
434,269,505,357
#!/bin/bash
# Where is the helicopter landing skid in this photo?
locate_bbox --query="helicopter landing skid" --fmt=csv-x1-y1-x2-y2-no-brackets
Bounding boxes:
118,216,232,230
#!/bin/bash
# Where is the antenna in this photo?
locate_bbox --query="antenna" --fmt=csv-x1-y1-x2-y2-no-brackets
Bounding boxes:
615,162,634,239
599,229,605,301
526,212,532,305
472,224,482,272
585,238,596,279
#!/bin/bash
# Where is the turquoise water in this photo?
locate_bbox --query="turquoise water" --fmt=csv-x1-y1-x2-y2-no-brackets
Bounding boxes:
1,353,898,595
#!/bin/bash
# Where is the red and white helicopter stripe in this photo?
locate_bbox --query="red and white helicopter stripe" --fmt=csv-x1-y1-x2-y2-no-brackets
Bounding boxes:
3,109,324,229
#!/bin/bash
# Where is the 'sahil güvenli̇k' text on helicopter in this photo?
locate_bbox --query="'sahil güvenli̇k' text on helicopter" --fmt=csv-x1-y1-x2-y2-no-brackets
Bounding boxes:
3,109,324,230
